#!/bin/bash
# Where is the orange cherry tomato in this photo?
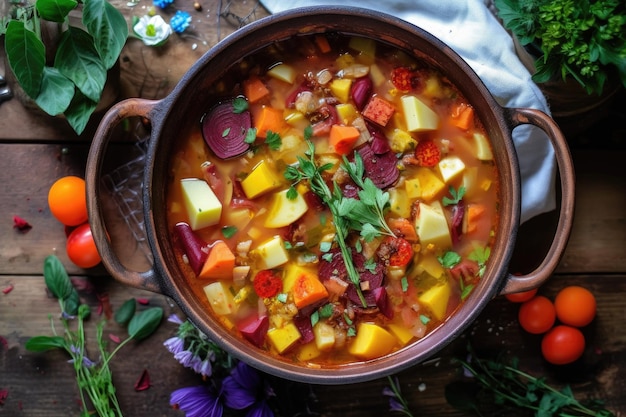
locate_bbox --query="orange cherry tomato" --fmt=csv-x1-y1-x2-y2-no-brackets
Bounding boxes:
504,288,538,303
554,286,597,327
541,325,585,365
518,295,556,334
66,223,101,269
48,176,88,226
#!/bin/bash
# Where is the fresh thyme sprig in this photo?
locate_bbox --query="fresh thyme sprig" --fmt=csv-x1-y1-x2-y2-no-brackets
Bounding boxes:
25,255,164,417
285,126,370,306
447,345,615,417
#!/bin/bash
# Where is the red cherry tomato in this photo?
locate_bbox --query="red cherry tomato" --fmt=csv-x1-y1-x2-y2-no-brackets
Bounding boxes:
541,325,585,365
518,295,556,334
66,223,101,269
504,288,538,303
48,176,88,226
554,286,596,327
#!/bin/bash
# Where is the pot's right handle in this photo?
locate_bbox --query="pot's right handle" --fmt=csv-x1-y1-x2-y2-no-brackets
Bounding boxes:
86,98,162,294
499,107,576,294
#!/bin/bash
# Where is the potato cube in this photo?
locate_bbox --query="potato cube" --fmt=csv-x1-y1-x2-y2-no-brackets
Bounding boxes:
203,281,236,315
267,322,301,354
401,95,439,132
264,189,309,228
417,253,445,279
267,63,297,84
415,201,452,249
180,178,223,230
404,177,422,200
313,322,336,351
348,322,397,360
254,235,289,269
241,160,282,199
369,63,386,87
418,281,451,320
348,36,376,62
437,155,466,183
473,132,493,161
330,78,353,103
388,188,411,218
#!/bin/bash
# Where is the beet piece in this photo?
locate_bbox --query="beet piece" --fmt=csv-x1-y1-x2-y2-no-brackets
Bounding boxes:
318,248,347,282
311,104,338,136
341,182,360,199
373,287,394,319
201,99,252,159
293,314,315,344
356,143,400,189
345,253,385,307
450,200,466,244
351,76,373,110
174,222,208,275
368,125,391,155
237,315,269,348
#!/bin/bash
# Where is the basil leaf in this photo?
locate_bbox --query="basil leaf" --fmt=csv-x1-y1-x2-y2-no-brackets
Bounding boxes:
4,21,45,98
115,299,136,325
43,255,73,301
82,0,128,70
36,0,77,22
34,67,74,116
25,335,66,352
128,307,163,341
64,290,82,317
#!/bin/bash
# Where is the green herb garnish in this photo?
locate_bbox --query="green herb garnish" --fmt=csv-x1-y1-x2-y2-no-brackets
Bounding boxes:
244,127,257,144
265,130,282,150
468,246,490,278
442,185,466,206
232,97,249,114
438,251,461,268
221,226,238,239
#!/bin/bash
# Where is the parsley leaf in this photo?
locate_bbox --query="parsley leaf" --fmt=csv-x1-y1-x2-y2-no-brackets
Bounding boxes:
442,185,466,206
438,251,461,268
244,127,257,144
221,226,237,239
232,97,249,114
469,246,491,277
265,130,282,150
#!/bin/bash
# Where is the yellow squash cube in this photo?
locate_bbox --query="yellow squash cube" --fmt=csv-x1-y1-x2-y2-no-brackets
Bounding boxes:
388,188,411,218
330,78,353,103
387,323,415,346
180,178,223,230
267,63,297,84
267,322,301,354
241,160,282,199
413,168,445,201
336,103,358,124
401,95,439,132
348,322,397,360
313,322,336,351
418,281,451,321
203,281,236,315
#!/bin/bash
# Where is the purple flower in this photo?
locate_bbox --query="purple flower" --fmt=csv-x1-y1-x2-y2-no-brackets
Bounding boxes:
174,350,195,368
170,385,223,417
170,10,191,33
221,361,273,416
168,314,184,325
68,345,96,367
193,358,213,378
383,376,413,416
164,336,185,355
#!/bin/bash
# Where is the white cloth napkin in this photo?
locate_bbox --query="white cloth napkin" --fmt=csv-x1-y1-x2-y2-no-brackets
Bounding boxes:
260,0,557,224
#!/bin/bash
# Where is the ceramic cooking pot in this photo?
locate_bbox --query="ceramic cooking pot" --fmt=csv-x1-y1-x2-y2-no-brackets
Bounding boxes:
86,6,575,384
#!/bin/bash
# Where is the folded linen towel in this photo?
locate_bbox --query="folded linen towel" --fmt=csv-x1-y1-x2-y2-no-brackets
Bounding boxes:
260,0,557,224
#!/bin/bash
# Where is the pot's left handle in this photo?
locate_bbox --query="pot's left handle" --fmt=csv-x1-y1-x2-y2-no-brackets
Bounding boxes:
86,98,162,294
499,107,576,295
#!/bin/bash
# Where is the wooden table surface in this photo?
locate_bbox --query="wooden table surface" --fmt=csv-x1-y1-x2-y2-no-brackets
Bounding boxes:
1,1,625,416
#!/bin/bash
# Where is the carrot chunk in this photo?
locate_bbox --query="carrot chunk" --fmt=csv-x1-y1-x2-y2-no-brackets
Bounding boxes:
450,102,474,131
254,106,286,138
243,76,270,104
198,241,235,280
329,124,360,155
362,95,395,127
314,35,331,53
293,274,329,308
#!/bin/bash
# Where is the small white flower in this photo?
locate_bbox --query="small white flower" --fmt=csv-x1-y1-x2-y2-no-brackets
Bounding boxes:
133,15,172,46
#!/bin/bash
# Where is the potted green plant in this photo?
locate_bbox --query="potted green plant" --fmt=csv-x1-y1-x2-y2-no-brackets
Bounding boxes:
1,0,128,134
494,0,626,96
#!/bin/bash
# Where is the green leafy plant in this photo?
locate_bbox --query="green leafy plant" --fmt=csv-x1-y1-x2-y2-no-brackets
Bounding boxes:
494,0,626,95
1,0,128,134
26,255,163,417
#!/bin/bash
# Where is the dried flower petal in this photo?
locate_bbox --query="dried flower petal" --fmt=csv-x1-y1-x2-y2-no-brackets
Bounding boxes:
134,369,151,391
137,298,150,305
109,333,121,344
0,389,8,405
13,215,32,232
2,284,14,294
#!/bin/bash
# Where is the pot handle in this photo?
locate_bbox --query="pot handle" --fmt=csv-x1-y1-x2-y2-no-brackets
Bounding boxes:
86,98,162,294
499,107,576,294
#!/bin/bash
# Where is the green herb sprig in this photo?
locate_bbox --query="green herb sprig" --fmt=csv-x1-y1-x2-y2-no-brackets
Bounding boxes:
446,346,615,417
26,255,163,417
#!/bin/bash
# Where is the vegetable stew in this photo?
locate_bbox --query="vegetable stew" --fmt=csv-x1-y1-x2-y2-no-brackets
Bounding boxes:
166,32,499,365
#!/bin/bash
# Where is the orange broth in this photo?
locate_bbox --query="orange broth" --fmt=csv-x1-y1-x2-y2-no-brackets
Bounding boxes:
166,33,499,365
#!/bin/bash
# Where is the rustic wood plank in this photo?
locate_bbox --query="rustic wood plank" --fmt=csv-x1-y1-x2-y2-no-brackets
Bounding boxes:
2,273,624,416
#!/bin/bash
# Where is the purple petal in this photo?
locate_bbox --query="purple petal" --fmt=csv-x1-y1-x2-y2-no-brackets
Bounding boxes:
168,314,184,325
194,359,213,378
174,350,195,368
230,361,262,392
164,337,185,355
221,375,257,410
245,400,274,417
170,385,223,417
388,397,405,413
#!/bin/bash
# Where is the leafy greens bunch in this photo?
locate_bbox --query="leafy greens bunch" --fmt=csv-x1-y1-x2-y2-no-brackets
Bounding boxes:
2,0,128,134
494,0,626,95
26,255,163,417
